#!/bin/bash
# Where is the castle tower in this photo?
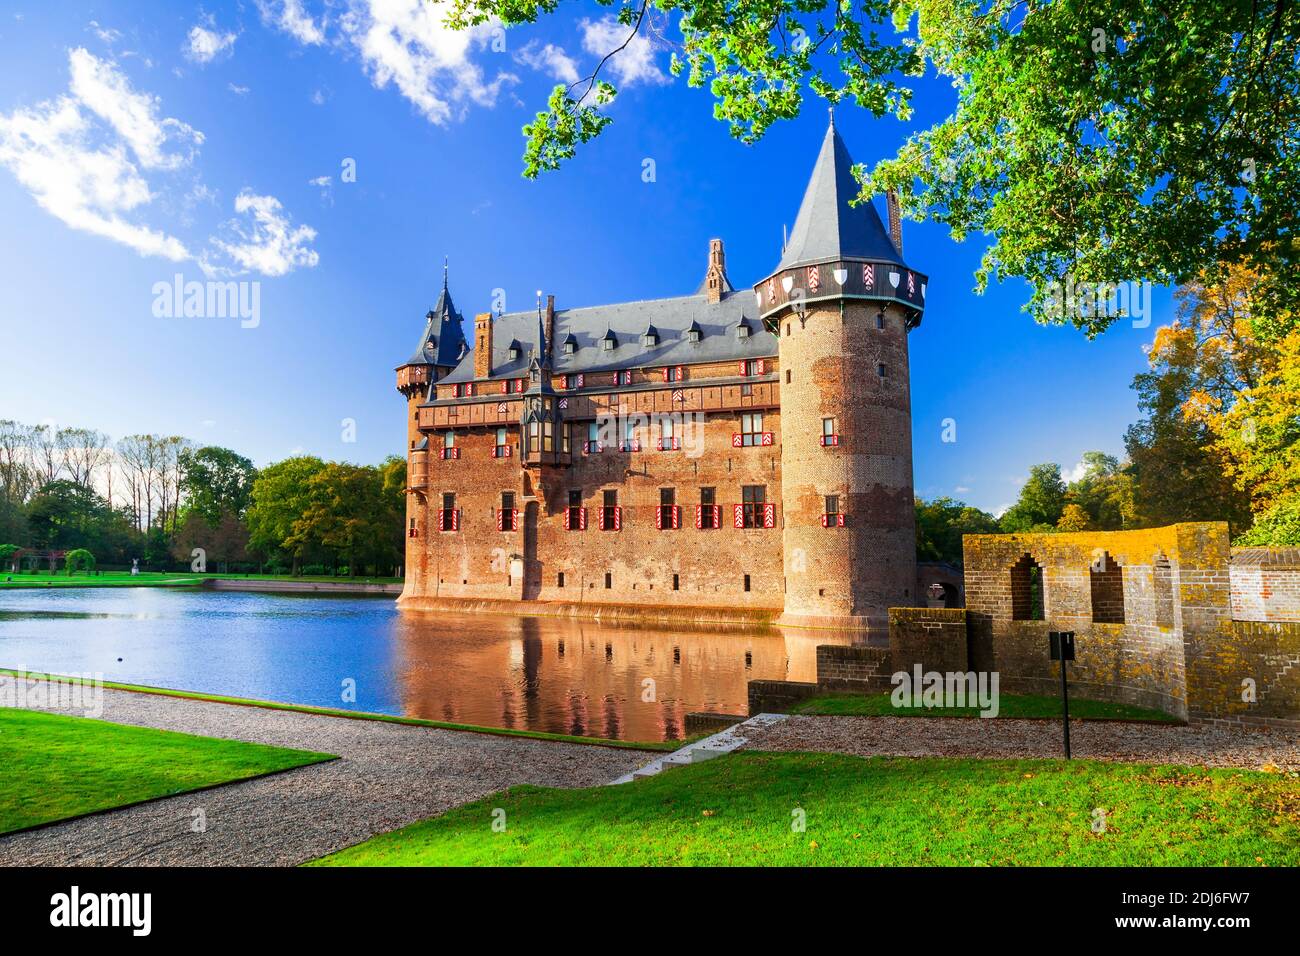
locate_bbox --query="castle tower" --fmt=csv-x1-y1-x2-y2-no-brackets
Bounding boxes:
395,261,467,596
757,116,927,632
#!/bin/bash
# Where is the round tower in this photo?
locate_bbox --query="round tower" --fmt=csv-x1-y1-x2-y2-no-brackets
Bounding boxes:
759,117,925,633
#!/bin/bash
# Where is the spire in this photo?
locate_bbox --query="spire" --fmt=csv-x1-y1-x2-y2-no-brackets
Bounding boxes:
775,117,904,272
403,258,467,367
534,289,550,370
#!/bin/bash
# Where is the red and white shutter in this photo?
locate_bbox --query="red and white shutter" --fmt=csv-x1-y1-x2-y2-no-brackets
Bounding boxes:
564,509,572,531
757,358,765,374
579,507,588,530
733,504,745,529
762,503,776,529
576,373,584,387
451,509,461,532
732,433,743,448
675,365,684,381
738,360,747,376
655,507,664,530
671,506,681,529
662,367,670,383
694,505,703,529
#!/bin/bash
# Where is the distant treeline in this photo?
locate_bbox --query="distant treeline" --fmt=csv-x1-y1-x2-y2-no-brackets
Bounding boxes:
0,423,404,576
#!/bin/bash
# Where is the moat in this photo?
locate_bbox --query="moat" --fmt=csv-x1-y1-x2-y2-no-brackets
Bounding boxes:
0,588,852,741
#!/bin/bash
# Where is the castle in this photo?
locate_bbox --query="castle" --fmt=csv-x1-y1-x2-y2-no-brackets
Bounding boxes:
396,117,927,631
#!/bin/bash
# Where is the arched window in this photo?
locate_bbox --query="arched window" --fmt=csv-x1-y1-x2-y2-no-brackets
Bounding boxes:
1090,550,1125,624
1010,554,1044,621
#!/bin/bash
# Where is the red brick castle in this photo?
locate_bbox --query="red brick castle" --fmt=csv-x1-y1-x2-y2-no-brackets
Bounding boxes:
396,117,928,630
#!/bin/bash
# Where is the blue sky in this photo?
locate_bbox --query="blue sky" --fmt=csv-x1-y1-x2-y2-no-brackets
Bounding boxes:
0,1,1171,515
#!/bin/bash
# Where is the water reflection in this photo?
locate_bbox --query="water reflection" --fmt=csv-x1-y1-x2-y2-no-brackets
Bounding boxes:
393,611,851,741
0,588,860,741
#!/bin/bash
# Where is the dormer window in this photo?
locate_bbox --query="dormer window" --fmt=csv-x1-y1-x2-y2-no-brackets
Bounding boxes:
688,328,701,343
508,346,520,361
737,322,751,339
642,333,657,347
564,340,576,354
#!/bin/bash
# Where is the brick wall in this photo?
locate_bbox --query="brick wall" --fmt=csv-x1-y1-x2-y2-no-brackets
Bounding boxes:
888,607,969,674
1185,620,1300,731
815,644,892,691
1230,548,1300,623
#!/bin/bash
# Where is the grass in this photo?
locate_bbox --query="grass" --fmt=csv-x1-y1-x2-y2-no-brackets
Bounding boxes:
790,691,1181,722
310,751,1300,867
0,669,680,752
0,707,335,835
0,571,402,589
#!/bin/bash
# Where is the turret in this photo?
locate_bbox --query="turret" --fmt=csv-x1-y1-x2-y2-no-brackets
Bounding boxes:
760,114,927,631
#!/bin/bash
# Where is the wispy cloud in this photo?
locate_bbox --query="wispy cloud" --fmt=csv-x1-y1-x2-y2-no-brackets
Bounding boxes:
255,0,326,46
228,82,251,96
515,40,579,85
0,49,316,276
579,14,666,88
185,22,238,65
261,1,517,125
205,190,319,277
0,48,196,261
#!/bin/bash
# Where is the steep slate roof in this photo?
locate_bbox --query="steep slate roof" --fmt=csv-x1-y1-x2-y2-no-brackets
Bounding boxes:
776,118,904,272
403,277,468,368
439,288,776,384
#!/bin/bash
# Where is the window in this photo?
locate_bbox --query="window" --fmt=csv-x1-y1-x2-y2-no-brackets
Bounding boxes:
562,423,571,455
1010,554,1045,621
565,489,586,531
740,359,765,376
621,418,640,453
558,572,565,588
662,365,683,382
564,373,584,389
821,417,839,446
876,312,885,330
822,495,845,528
657,488,679,530
642,331,658,347
585,422,602,454
494,427,510,458
744,574,752,592
741,383,753,397
453,383,474,397
614,369,632,386
508,345,520,360
658,417,679,451
408,516,417,538
672,573,680,591
739,413,764,447
741,485,765,528
440,431,460,460
498,492,518,532
542,419,554,452
1090,550,1125,624
440,493,458,532
564,340,576,354
698,487,718,529
737,323,751,339
600,490,621,531
602,337,615,351
877,363,887,378
688,328,701,343
604,572,612,589
786,370,791,384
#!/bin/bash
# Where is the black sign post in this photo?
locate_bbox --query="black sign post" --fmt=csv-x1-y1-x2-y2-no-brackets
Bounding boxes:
1048,631,1076,759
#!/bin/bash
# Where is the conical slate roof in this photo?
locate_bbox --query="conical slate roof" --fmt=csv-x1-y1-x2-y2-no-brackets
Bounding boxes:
405,273,467,367
777,118,903,271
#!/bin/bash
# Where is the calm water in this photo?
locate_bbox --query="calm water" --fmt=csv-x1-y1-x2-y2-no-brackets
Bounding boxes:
0,588,850,740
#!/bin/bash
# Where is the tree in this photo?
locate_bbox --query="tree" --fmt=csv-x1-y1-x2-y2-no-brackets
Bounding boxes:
246,456,328,574
1208,330,1300,543
179,446,256,526
1056,503,1092,532
57,428,110,490
1062,452,1133,530
447,0,1300,332
1000,463,1067,532
64,548,96,575
914,496,999,566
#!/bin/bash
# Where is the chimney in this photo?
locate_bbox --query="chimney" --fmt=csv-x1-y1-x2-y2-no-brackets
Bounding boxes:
886,189,903,257
474,312,493,379
544,295,555,363
704,238,726,304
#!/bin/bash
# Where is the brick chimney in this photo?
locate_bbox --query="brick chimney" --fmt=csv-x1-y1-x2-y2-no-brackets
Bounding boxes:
885,189,903,257
474,312,493,378
704,238,727,304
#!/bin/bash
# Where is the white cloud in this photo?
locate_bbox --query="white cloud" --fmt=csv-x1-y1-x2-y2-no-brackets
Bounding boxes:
228,83,251,95
206,190,319,277
1062,459,1090,483
256,0,326,45
308,175,331,188
0,48,195,261
579,14,666,88
87,21,123,45
339,0,517,124
186,24,238,64
515,40,579,85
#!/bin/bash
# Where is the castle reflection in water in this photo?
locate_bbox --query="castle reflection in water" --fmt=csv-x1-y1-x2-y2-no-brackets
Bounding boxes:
393,611,858,741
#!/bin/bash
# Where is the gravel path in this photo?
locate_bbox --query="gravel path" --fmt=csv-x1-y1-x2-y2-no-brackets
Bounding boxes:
740,715,1300,771
0,687,643,866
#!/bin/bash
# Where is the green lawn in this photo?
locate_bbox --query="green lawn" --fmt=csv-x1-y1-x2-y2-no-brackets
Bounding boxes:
0,571,402,589
311,752,1300,866
791,691,1180,722
0,708,335,834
